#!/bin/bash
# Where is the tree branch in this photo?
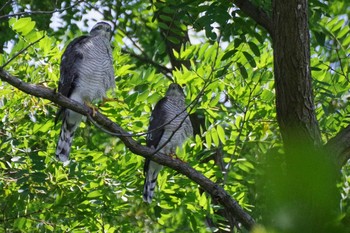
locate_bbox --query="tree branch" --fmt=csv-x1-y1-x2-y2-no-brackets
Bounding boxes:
325,125,350,169
231,0,273,36
0,0,84,20
0,0,12,12
0,68,255,230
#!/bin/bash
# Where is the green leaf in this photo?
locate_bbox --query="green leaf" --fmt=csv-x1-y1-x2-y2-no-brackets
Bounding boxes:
221,49,237,61
87,190,102,198
314,31,325,45
11,17,36,36
158,22,169,30
217,125,226,144
14,217,26,230
39,121,54,133
162,6,175,14
137,90,149,102
330,19,344,32
159,14,173,22
337,25,349,38
243,51,256,68
326,16,338,29
198,192,207,207
261,89,274,102
31,172,47,183
172,48,179,58
147,92,162,103
238,63,248,79
211,128,219,147
198,43,210,59
205,131,212,149
45,224,54,231
117,64,135,76
248,42,260,57
167,36,180,44
342,34,350,47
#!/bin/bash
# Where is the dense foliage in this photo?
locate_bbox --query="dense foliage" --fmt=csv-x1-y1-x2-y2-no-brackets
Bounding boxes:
0,0,349,232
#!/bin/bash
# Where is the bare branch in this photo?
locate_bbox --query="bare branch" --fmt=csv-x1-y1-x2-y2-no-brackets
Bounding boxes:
231,0,273,36
0,0,84,20
0,68,255,230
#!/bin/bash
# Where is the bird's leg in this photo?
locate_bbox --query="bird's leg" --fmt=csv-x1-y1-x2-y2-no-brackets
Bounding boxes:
98,97,124,107
169,153,184,162
84,101,98,116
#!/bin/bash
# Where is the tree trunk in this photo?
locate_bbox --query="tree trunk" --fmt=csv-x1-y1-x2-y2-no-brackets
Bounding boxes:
272,0,321,151
271,2,340,232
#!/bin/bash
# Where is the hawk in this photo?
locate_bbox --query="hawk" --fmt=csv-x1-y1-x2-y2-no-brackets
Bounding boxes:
55,22,115,162
143,83,193,203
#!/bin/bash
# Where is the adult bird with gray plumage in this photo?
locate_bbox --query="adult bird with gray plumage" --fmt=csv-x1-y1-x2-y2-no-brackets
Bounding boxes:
143,83,193,203
55,22,115,162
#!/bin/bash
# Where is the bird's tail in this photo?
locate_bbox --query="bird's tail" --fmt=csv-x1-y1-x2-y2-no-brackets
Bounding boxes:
143,161,163,203
55,110,82,162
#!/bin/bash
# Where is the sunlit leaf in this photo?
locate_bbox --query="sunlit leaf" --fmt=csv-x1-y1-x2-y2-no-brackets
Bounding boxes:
87,190,102,198
217,124,226,144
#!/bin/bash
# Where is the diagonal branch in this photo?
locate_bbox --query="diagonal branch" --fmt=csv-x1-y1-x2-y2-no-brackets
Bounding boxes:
0,68,255,230
1,35,45,69
0,0,12,12
231,0,273,36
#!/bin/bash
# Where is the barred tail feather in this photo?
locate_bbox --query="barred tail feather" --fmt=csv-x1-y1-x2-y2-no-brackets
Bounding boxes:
55,110,82,162
143,161,163,203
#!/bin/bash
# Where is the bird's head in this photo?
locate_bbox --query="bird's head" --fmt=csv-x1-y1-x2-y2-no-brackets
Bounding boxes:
90,22,112,40
166,83,185,98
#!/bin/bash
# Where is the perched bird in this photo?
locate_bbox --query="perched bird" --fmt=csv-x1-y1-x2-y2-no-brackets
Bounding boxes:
55,22,115,162
143,83,193,203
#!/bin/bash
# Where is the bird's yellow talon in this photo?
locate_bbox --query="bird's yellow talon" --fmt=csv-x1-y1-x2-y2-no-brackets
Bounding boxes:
84,102,98,116
99,97,124,107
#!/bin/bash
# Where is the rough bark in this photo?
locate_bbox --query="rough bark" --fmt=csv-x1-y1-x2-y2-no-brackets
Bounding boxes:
272,0,322,151
0,68,255,230
232,0,350,168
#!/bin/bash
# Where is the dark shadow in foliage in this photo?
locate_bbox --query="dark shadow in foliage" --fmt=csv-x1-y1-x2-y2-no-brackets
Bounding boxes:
258,139,346,233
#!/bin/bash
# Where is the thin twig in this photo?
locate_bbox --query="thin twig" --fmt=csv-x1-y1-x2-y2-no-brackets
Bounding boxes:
1,35,45,69
0,0,12,12
318,60,347,77
223,71,264,184
335,45,349,82
0,0,84,20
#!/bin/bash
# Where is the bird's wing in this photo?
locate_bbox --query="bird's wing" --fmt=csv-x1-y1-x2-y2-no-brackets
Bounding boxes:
58,35,89,97
144,97,169,173
55,35,89,124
